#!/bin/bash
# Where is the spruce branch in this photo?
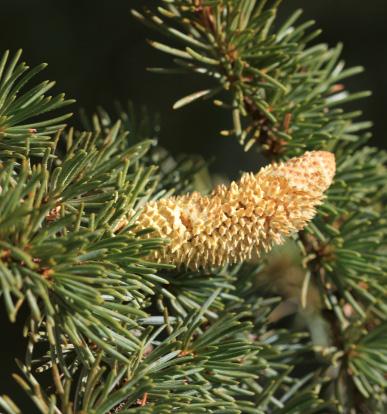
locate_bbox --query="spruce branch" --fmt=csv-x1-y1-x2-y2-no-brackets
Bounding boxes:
294,146,387,408
1,291,333,414
0,50,74,160
134,1,386,409
0,2,386,413
347,322,387,400
0,116,172,367
133,0,371,155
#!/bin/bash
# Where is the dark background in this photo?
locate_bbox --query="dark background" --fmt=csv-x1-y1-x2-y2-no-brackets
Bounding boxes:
0,0,386,411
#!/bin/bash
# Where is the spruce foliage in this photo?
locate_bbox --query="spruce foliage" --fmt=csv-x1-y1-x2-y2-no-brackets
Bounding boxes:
0,1,386,413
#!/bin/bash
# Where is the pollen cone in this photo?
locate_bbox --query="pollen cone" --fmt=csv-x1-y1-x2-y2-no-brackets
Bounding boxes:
133,151,336,270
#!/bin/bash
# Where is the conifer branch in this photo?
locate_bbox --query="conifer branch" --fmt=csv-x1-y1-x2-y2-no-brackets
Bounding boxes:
0,50,74,160
133,0,371,155
0,2,386,413
135,1,387,410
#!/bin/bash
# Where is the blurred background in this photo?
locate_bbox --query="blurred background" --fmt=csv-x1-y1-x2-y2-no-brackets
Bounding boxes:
0,0,386,410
